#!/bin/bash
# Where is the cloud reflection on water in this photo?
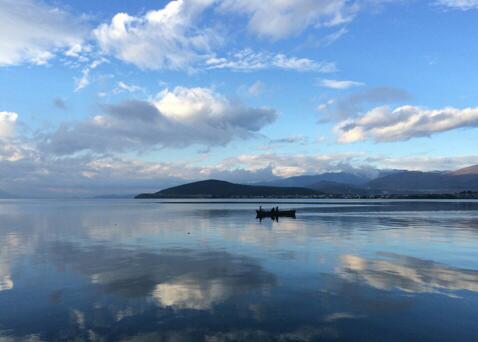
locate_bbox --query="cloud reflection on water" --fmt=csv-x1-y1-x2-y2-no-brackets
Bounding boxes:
44,242,276,310
338,252,478,295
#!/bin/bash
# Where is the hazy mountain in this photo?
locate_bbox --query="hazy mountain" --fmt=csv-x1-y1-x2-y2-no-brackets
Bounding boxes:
308,181,368,195
136,180,320,198
452,165,478,175
367,171,478,193
258,172,370,188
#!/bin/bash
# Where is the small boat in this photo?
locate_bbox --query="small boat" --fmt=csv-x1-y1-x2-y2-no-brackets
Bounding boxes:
256,209,296,218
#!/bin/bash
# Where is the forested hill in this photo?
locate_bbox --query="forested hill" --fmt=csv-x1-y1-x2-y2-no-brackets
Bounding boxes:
135,180,320,198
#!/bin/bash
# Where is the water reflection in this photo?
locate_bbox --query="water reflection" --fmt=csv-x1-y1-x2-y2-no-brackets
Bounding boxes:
338,252,478,294
44,242,276,309
0,199,478,341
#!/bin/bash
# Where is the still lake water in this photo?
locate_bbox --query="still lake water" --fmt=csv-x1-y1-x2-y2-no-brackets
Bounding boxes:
1,199,478,341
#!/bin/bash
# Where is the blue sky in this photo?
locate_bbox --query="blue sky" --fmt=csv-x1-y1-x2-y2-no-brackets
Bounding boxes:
1,0,478,196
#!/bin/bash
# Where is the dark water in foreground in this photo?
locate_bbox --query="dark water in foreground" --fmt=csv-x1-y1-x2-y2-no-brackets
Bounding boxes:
1,199,478,341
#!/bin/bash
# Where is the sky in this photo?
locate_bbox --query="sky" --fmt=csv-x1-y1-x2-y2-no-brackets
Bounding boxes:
1,0,478,197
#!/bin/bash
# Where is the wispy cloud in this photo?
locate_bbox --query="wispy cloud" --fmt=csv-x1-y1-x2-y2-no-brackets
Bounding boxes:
269,135,309,145
74,58,107,91
113,81,144,94
0,0,86,66
319,79,365,90
206,49,336,72
435,0,478,10
219,0,358,40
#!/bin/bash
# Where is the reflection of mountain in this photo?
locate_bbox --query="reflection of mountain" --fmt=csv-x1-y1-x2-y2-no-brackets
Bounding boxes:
338,253,478,294
45,242,276,310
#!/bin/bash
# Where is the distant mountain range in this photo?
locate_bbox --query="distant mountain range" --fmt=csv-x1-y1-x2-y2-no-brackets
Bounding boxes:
257,171,370,187
136,165,478,198
135,180,320,198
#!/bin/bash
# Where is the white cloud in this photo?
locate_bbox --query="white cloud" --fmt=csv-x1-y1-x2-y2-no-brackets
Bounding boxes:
2,141,478,197
219,0,357,39
0,0,85,66
41,86,278,154
218,152,361,178
114,81,143,94
92,1,347,72
319,79,365,90
0,112,18,138
206,49,336,72
335,105,478,143
436,0,478,10
93,0,218,71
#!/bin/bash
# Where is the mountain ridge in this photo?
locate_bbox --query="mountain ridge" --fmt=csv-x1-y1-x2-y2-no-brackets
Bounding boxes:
135,165,478,198
135,179,321,198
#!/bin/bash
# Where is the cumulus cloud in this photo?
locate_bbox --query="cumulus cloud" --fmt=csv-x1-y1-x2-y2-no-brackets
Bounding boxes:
335,105,478,143
219,0,357,39
0,112,18,138
319,79,365,90
93,0,218,71
218,152,362,178
0,0,85,66
0,112,26,163
41,87,277,155
206,49,336,72
436,0,478,10
93,0,346,72
3,142,478,197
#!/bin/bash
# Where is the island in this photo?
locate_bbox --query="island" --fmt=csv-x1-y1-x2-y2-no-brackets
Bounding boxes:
135,179,321,199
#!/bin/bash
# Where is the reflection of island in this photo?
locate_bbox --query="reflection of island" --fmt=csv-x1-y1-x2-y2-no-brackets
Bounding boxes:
338,252,478,294
46,242,276,310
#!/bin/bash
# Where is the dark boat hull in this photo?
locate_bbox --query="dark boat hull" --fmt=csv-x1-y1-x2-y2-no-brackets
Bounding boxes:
256,210,296,218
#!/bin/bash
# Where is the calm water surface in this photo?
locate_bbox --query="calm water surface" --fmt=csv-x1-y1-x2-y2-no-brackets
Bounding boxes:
1,199,478,341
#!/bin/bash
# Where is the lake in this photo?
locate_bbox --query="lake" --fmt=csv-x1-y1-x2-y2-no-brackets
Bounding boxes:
1,199,478,341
